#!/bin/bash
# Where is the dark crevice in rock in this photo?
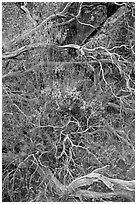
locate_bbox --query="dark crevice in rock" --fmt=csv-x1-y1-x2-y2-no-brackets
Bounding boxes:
106,3,122,18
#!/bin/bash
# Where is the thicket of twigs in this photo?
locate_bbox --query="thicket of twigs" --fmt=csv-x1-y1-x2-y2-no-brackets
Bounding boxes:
2,2,135,202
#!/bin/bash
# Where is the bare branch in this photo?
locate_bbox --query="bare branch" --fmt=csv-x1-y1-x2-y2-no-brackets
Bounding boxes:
4,3,75,50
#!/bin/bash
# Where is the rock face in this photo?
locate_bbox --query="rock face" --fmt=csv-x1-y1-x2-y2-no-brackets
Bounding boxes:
2,2,135,202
